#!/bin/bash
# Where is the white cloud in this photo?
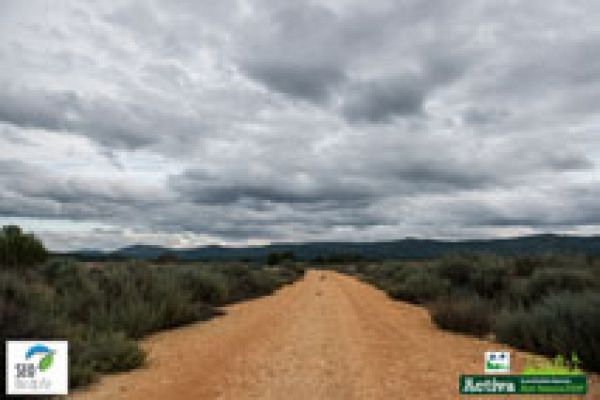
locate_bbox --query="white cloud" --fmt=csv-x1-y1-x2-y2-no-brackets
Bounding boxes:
1,0,600,250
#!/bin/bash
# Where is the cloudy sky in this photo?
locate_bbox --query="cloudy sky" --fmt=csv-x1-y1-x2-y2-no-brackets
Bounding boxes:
1,0,600,251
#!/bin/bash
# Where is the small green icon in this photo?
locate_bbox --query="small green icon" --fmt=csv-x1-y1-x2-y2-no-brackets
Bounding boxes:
38,352,54,372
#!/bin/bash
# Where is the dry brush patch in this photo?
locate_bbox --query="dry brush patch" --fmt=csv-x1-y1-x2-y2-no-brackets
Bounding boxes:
338,254,600,372
1,231,305,393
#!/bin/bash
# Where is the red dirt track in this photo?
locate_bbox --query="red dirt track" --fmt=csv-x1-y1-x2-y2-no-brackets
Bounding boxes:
71,270,599,399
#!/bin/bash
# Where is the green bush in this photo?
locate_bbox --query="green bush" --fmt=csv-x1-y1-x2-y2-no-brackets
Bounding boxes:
226,268,280,301
430,296,493,337
351,253,600,372
0,271,64,338
71,331,145,374
435,255,506,295
1,255,303,392
470,265,509,299
64,330,145,387
0,226,306,393
359,262,412,292
436,256,475,286
511,257,544,277
84,265,215,338
177,268,230,305
41,260,104,323
267,251,295,265
271,264,306,284
504,278,530,308
494,292,600,372
388,269,450,303
523,269,596,304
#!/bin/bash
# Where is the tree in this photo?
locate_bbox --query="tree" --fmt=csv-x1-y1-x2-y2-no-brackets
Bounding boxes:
154,252,180,264
0,225,48,268
266,251,295,265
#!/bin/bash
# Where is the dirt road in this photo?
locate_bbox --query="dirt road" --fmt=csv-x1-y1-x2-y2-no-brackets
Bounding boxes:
72,270,598,399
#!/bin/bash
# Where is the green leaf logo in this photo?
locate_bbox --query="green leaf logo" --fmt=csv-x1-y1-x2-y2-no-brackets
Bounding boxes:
39,352,54,372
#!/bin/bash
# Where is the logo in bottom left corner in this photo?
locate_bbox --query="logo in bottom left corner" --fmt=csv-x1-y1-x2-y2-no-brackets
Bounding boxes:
6,340,68,395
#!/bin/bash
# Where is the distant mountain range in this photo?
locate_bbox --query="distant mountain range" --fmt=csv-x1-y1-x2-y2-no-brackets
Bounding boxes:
65,234,600,262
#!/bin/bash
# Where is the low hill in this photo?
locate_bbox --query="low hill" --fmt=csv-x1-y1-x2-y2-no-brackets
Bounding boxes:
65,234,600,262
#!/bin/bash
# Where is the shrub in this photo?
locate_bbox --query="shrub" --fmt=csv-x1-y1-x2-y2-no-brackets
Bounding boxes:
470,265,509,299
388,269,450,303
72,331,145,373
229,269,279,301
41,260,104,323
154,252,180,264
275,264,306,283
504,278,530,308
177,268,230,305
494,292,600,372
87,265,204,338
523,269,596,304
430,296,494,337
290,263,307,277
359,262,412,292
436,256,476,286
69,331,144,387
267,251,295,265
0,271,64,338
511,257,544,277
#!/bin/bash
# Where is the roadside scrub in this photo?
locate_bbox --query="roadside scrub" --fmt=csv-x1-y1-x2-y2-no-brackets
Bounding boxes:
337,254,600,372
0,227,304,393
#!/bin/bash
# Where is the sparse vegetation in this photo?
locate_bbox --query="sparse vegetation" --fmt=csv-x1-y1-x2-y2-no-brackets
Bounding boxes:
0,226,304,392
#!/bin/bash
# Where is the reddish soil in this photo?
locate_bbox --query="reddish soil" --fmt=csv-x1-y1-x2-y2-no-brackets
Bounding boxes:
71,270,599,399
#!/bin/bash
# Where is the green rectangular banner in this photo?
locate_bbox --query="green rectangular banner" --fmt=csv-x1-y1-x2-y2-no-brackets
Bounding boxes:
459,375,587,395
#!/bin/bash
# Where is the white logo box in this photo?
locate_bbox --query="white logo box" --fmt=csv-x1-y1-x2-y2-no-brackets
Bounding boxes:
485,351,511,374
6,340,69,395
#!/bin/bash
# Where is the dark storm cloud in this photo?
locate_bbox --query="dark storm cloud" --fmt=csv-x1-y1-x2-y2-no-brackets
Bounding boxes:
437,184,600,229
168,136,593,214
0,86,156,149
234,1,471,112
234,1,348,102
244,63,345,102
0,160,170,220
341,53,467,122
341,76,426,122
0,88,79,132
2,0,600,250
168,166,374,205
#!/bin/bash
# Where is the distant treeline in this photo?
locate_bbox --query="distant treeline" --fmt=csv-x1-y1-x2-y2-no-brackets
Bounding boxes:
65,234,600,263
